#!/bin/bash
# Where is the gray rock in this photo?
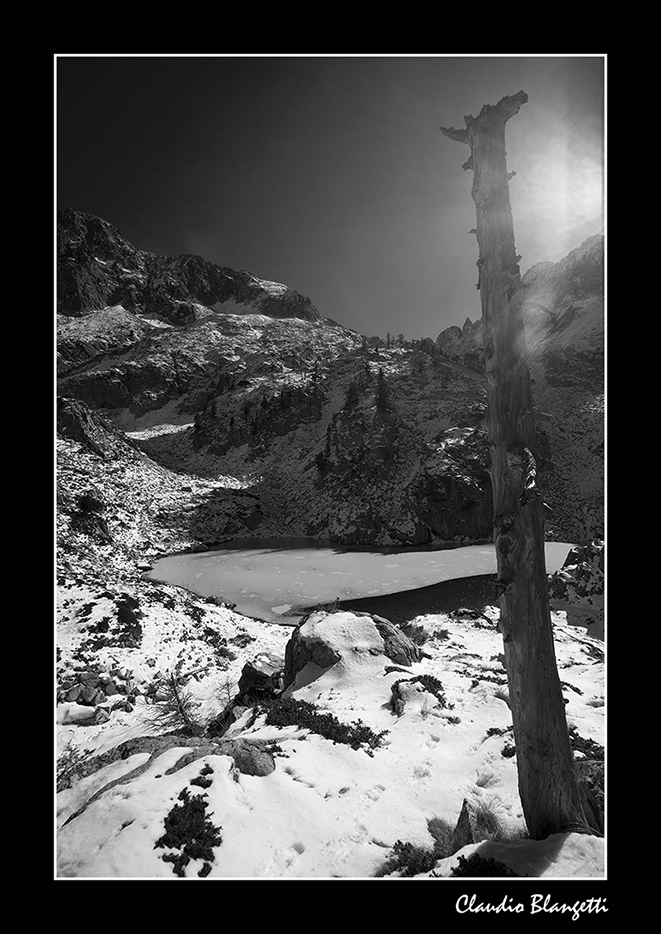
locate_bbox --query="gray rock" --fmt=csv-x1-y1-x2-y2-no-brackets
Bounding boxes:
451,799,478,852
77,671,101,685
80,684,100,704
65,684,83,703
389,678,437,717
220,739,276,777
548,540,604,636
237,654,284,701
371,616,421,666
283,611,420,692
284,623,342,689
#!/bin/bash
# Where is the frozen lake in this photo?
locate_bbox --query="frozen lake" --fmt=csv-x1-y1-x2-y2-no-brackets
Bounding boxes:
146,538,575,625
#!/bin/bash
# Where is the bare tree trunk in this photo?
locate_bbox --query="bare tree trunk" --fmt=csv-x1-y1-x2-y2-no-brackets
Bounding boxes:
441,92,591,839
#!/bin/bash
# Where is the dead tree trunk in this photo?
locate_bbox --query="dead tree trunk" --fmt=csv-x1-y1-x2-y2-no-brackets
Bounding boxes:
441,92,591,839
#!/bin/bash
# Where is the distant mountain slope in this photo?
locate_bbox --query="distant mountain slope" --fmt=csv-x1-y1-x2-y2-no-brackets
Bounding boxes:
434,236,604,542
57,208,322,324
56,212,603,547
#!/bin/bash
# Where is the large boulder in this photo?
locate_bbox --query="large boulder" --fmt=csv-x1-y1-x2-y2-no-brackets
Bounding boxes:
283,610,420,691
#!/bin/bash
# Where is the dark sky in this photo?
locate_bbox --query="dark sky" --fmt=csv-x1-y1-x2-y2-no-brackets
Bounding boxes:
56,54,605,339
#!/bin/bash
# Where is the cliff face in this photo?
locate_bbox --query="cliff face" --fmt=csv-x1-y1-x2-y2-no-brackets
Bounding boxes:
57,208,322,323
56,212,603,549
434,236,604,542
137,340,494,549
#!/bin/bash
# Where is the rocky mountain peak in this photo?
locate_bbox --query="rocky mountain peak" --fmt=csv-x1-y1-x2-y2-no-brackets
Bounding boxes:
520,234,604,308
57,209,323,325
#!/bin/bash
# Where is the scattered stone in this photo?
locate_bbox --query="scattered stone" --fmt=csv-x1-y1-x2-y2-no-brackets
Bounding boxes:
237,654,285,702
390,678,442,717
57,664,146,720
449,607,493,626
65,684,83,703
219,739,276,777
58,702,97,725
78,671,101,685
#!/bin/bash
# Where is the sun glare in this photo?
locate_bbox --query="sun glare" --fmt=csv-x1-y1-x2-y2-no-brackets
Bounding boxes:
511,132,603,263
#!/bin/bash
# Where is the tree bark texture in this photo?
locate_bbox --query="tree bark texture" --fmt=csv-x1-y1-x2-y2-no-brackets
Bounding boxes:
441,93,591,839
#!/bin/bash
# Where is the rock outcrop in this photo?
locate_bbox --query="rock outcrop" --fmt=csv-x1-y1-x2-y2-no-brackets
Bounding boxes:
236,653,285,701
434,235,604,543
58,208,322,323
283,610,420,691
548,540,604,638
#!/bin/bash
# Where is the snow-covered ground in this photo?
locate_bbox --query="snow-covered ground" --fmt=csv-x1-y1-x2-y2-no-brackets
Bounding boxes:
56,587,604,880
55,412,605,884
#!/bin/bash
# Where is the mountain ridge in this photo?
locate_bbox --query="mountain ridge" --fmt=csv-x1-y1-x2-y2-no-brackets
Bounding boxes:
57,207,323,325
56,210,603,551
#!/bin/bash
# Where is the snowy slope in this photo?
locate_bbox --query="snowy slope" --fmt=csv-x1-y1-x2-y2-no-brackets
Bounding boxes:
56,586,604,879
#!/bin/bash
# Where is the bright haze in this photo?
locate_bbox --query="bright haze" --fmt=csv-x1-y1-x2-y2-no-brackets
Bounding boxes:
56,54,605,340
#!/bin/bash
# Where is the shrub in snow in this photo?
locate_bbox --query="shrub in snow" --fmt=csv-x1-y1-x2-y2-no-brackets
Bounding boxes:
485,726,511,738
57,740,94,791
264,697,388,753
149,668,206,736
375,840,440,877
105,594,144,646
450,852,523,877
569,726,604,761
154,787,223,878
375,816,455,877
400,621,429,645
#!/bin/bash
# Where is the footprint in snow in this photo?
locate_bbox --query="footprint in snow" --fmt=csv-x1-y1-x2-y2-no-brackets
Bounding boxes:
365,784,386,801
257,841,306,875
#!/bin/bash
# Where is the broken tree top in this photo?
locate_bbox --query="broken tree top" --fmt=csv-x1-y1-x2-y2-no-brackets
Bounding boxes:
439,90,529,145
